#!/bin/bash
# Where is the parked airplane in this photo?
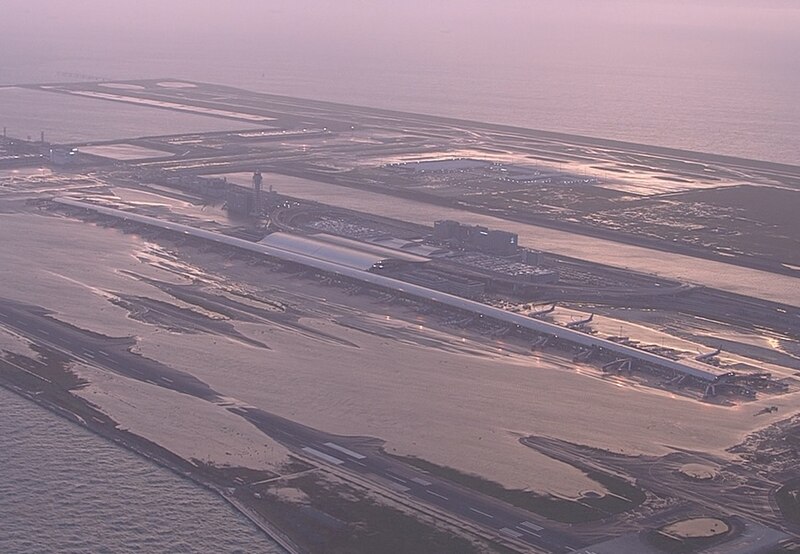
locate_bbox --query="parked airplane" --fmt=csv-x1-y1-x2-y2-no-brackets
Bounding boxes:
695,347,722,362
528,303,557,319
565,313,594,329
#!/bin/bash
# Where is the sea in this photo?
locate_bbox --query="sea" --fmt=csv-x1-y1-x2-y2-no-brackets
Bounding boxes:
0,387,284,553
0,2,798,551
0,1,798,164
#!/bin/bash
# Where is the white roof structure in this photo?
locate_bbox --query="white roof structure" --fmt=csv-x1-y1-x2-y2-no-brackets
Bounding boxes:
311,233,432,264
258,232,429,271
259,232,381,270
56,198,733,384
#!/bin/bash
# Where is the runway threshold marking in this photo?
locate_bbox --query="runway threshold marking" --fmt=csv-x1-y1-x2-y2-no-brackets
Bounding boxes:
323,441,366,459
426,489,449,501
388,482,411,493
500,527,524,539
518,521,544,532
469,507,495,519
302,447,345,465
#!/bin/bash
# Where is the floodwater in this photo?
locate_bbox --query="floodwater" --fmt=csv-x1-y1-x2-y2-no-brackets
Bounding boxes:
0,387,283,554
218,172,800,308
0,1,797,543
1,211,792,496
77,143,172,160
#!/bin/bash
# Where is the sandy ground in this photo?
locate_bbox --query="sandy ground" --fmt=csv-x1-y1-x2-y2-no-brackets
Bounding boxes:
73,362,291,470
1,212,798,497
0,327,39,358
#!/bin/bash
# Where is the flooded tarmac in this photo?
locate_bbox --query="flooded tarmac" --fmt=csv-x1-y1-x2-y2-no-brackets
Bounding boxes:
77,143,172,160
3,210,796,493
217,171,800,307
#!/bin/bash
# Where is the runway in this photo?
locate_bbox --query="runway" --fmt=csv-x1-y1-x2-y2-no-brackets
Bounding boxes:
0,296,584,552
234,406,583,553
0,298,218,401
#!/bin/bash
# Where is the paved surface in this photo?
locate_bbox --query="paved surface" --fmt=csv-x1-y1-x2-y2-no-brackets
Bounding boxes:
0,298,218,400
573,516,790,554
521,436,785,530
37,78,800,307
0,296,584,553
233,405,583,553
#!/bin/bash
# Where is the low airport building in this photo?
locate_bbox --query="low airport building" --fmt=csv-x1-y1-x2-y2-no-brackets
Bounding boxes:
54,198,743,392
434,220,519,256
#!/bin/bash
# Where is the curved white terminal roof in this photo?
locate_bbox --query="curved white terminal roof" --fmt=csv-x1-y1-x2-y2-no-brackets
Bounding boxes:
311,233,432,264
56,198,733,384
259,232,429,271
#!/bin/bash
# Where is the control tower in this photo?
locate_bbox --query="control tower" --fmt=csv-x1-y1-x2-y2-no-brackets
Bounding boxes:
252,170,263,214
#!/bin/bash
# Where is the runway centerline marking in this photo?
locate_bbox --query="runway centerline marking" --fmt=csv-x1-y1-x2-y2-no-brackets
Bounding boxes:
426,490,448,501
469,507,494,519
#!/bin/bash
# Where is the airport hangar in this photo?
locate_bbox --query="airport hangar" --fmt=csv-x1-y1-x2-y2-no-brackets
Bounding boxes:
56,197,731,387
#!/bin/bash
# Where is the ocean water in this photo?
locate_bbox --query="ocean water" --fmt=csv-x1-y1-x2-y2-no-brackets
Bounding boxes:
0,2,797,549
0,387,283,554
1,1,798,164
0,87,258,144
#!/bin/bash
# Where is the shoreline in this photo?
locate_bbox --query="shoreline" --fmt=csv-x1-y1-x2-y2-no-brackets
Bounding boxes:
0,372,503,554
0,379,300,554
7,79,800,281
3,356,797,553
25,79,800,170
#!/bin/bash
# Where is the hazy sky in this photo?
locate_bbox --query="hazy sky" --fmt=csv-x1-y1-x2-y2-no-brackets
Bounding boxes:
3,1,797,79
1,1,798,162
